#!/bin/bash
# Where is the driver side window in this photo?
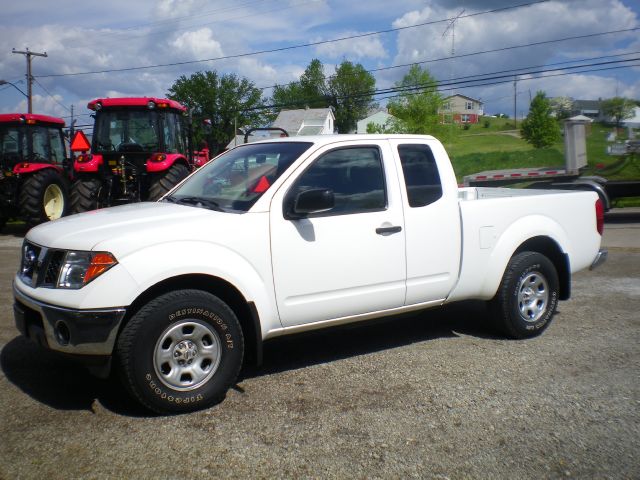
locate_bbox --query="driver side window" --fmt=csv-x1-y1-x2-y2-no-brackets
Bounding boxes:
291,146,386,216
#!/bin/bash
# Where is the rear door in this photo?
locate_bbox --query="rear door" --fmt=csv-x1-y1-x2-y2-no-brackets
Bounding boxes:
269,140,406,327
389,140,461,305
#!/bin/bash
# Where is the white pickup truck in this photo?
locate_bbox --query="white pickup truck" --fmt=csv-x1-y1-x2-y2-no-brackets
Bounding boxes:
13,134,606,413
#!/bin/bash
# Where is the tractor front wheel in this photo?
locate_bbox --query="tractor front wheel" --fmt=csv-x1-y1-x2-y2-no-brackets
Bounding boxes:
19,169,68,225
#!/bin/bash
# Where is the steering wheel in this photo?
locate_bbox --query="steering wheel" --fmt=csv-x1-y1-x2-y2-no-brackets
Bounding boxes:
116,142,144,152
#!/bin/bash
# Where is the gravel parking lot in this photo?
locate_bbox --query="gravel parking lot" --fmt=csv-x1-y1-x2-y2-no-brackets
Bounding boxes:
0,218,638,479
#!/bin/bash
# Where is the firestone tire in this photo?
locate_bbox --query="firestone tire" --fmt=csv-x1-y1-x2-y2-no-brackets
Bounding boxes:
19,169,68,225
489,251,559,339
148,163,190,201
70,176,106,213
115,290,244,414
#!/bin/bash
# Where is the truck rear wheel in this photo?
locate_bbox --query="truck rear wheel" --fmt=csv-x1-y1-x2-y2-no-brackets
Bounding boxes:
148,163,189,201
115,290,244,414
490,251,559,339
19,169,68,225
70,176,106,213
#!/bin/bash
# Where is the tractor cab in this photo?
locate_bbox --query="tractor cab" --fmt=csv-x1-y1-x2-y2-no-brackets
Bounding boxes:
71,97,208,212
0,114,69,228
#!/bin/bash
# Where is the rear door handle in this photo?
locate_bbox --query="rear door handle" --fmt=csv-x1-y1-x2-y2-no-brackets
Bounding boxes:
376,226,402,235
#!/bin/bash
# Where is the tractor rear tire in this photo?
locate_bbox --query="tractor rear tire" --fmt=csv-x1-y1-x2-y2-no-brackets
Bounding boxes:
70,176,106,213
19,169,68,226
148,163,190,201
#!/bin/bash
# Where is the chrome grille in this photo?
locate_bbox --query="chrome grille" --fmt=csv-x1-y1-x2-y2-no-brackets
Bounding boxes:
19,241,65,288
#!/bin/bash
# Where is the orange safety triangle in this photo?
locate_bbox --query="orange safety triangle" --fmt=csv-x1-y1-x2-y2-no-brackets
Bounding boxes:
253,175,271,193
70,130,91,152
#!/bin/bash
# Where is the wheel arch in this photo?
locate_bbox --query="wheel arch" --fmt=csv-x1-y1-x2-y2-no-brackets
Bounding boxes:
146,153,190,173
120,273,262,366
514,236,570,300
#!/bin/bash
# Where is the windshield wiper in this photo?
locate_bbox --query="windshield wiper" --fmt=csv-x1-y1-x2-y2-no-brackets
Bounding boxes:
164,195,225,211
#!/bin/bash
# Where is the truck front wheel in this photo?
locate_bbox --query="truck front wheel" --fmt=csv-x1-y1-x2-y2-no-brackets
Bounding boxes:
490,251,559,339
19,169,68,225
115,290,244,414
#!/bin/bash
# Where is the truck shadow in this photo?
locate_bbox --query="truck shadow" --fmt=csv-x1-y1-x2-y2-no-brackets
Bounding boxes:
245,300,496,379
1,300,499,416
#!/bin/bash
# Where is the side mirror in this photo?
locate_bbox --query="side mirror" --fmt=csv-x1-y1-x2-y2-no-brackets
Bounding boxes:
285,188,334,219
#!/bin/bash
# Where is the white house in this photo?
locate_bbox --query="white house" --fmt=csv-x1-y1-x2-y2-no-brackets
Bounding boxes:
226,108,335,149
356,111,396,134
622,106,640,128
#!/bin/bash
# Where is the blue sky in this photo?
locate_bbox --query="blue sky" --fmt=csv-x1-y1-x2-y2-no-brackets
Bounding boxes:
1,0,638,128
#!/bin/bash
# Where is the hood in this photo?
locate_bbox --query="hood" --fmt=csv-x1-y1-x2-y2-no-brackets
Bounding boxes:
26,202,243,256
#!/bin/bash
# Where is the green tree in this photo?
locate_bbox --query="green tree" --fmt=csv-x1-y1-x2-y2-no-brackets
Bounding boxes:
272,59,327,109
271,59,377,133
386,65,443,135
549,96,573,120
601,97,636,129
328,61,377,133
168,70,271,153
521,91,560,148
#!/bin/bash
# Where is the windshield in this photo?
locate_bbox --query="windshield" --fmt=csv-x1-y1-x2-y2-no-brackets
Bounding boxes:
166,141,313,212
0,124,65,164
93,110,160,153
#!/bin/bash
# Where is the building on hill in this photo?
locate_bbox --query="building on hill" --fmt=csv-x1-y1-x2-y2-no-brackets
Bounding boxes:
439,94,484,124
226,107,335,149
356,111,396,133
572,99,602,120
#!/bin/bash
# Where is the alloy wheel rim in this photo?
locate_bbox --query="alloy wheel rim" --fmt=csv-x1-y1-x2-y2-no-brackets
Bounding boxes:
517,271,549,323
153,320,222,391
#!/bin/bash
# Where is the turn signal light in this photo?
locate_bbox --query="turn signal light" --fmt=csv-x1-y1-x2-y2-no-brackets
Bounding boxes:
84,252,118,285
76,154,93,163
151,153,166,162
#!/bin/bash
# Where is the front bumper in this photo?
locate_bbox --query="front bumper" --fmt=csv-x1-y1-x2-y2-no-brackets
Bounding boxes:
589,248,608,270
13,282,126,356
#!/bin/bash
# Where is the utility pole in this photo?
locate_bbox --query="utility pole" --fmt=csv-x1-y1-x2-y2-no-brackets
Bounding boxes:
442,9,464,142
12,47,48,113
513,77,518,129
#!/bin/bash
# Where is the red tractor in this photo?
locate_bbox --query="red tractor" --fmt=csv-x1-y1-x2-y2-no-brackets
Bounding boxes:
0,113,69,229
70,97,209,212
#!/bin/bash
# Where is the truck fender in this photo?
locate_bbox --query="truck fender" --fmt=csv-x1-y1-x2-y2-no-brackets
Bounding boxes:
477,215,570,300
112,241,280,339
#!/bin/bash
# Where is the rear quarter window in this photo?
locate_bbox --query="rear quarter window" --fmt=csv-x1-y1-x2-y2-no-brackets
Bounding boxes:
397,144,443,207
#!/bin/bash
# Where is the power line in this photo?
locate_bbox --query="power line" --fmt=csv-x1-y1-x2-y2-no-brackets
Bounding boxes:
32,78,72,113
36,0,550,78
240,58,640,112
94,0,322,45
258,43,640,93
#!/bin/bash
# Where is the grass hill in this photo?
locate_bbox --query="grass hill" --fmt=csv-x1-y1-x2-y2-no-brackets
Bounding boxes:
441,118,640,188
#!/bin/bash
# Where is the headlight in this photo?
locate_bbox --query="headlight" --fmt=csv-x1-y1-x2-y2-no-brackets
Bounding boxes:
57,251,118,289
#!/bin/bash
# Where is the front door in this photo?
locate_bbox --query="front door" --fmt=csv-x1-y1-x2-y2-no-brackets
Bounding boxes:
270,141,406,327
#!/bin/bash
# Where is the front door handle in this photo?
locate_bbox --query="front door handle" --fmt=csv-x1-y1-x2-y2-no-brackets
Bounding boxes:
376,225,402,235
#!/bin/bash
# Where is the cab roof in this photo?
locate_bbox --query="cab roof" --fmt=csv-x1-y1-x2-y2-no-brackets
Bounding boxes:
0,113,65,126
88,97,186,112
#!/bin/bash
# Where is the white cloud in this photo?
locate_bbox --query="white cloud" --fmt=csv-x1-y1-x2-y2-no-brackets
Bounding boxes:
1,0,638,119
389,0,639,114
314,33,388,60
171,28,224,59
157,0,197,19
